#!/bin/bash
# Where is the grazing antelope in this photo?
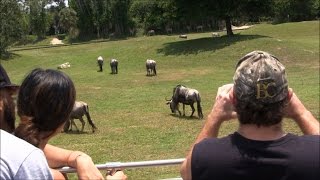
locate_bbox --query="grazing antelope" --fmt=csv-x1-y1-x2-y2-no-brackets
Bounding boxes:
97,56,104,72
110,59,118,74
146,59,157,76
64,101,97,133
166,85,203,119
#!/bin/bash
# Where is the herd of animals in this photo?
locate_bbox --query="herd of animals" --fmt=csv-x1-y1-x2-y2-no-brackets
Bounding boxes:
146,26,221,38
62,57,203,133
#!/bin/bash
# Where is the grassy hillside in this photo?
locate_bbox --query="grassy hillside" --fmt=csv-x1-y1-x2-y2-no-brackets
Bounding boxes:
1,21,319,179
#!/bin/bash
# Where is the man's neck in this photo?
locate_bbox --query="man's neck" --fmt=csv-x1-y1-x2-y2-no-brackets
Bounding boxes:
237,123,286,141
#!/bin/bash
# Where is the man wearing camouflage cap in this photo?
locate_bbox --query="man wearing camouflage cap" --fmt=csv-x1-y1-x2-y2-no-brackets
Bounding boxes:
180,51,319,180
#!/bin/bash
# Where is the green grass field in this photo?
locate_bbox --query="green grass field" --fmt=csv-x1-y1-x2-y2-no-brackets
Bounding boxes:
2,21,319,179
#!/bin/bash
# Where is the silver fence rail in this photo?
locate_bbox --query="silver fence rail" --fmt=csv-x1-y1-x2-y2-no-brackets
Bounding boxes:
58,158,185,174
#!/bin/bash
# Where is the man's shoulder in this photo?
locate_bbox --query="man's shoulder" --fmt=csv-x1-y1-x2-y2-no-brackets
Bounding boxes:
0,130,52,179
1,130,36,147
195,134,233,149
298,134,320,139
0,130,41,158
293,134,320,144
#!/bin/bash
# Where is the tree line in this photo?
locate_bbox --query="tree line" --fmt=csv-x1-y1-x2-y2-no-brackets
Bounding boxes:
1,0,319,58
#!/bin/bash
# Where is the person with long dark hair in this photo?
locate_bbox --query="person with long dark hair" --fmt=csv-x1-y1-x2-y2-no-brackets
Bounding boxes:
1,67,126,179
0,66,53,179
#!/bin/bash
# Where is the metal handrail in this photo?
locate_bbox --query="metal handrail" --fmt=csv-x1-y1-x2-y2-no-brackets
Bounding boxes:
58,158,185,173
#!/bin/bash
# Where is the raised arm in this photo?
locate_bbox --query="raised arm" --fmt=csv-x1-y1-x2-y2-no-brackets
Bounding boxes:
180,84,237,180
285,89,319,135
44,144,104,180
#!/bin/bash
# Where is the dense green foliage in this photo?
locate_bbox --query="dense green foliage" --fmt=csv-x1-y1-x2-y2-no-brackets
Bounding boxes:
28,0,50,39
0,0,319,61
130,0,177,33
0,0,24,58
58,7,78,39
2,21,319,179
69,0,131,38
273,0,319,23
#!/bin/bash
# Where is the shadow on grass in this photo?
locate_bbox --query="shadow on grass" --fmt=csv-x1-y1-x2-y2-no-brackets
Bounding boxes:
1,52,21,61
169,114,202,120
62,130,90,135
157,34,269,56
70,35,129,44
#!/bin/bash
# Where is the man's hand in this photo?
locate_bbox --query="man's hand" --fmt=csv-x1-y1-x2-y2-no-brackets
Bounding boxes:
284,89,306,119
284,88,319,135
209,84,237,122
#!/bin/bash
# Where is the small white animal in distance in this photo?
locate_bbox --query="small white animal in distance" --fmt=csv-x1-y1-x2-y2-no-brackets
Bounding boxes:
179,34,187,39
58,62,71,69
212,32,220,37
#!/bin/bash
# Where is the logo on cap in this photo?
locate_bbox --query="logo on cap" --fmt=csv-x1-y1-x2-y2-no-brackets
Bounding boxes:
256,81,276,99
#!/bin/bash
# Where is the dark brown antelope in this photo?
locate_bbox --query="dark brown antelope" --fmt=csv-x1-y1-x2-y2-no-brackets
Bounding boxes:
166,85,203,119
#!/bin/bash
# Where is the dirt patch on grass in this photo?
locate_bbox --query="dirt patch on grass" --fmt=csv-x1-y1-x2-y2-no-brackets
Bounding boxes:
223,25,254,31
50,38,64,45
232,25,253,30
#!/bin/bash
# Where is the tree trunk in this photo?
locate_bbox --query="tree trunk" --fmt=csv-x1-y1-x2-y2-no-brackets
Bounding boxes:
115,23,120,36
97,25,100,39
225,16,234,36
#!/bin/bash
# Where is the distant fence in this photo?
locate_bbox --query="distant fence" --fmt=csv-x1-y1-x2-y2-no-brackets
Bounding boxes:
58,158,185,174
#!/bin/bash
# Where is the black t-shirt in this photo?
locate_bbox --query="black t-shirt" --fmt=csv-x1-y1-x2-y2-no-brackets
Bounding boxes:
191,132,320,180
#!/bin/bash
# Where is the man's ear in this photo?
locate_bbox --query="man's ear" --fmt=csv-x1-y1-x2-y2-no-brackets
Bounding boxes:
229,88,237,105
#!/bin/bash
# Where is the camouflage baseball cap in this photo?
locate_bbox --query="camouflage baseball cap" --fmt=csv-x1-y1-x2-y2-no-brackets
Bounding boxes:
233,51,288,104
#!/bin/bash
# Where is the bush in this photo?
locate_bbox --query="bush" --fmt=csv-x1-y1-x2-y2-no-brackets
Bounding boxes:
14,35,37,46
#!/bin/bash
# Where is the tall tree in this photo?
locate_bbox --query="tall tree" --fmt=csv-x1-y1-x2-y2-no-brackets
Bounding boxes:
130,0,176,34
89,0,112,38
111,0,131,36
273,0,318,23
28,0,50,39
0,0,24,58
70,0,112,38
58,7,78,35
176,0,273,36
70,0,132,38
47,0,66,35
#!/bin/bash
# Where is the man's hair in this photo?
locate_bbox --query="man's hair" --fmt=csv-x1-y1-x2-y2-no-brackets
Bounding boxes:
233,51,289,126
14,68,76,147
235,99,288,126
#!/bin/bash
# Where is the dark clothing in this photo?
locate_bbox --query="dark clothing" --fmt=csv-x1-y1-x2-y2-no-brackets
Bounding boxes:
191,132,320,180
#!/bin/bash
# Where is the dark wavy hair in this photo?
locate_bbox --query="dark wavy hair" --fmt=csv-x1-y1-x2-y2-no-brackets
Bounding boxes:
0,89,16,133
14,68,76,147
234,97,288,127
